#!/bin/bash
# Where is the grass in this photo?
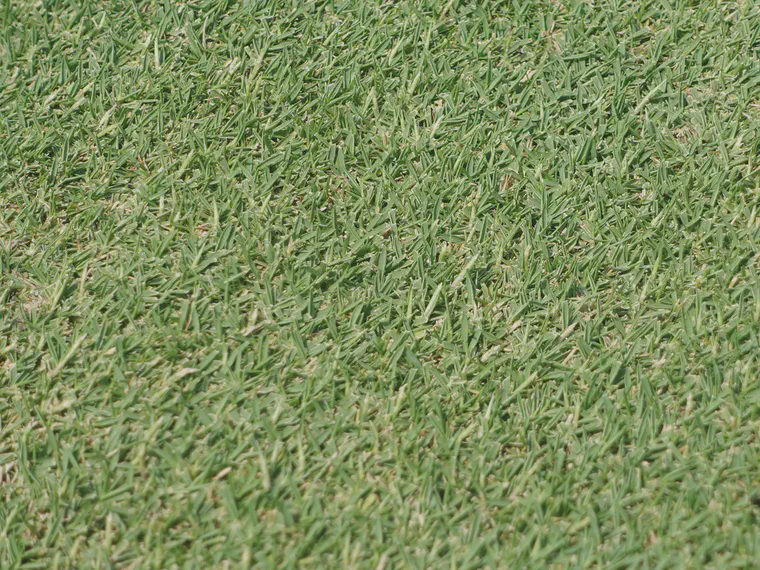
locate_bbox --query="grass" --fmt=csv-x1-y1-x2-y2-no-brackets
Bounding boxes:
3,0,760,567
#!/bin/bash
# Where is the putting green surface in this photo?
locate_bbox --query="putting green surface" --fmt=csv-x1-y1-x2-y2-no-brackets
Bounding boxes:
3,0,760,567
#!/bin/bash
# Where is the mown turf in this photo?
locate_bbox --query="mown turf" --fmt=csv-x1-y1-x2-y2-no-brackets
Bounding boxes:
3,0,760,567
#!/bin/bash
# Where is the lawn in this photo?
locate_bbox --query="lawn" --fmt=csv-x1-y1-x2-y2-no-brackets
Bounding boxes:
3,0,760,567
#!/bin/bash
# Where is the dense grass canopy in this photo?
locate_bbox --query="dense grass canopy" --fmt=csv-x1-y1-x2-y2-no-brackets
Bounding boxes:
3,0,760,567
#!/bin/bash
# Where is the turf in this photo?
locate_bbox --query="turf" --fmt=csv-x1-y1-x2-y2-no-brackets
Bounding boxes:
3,0,760,567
